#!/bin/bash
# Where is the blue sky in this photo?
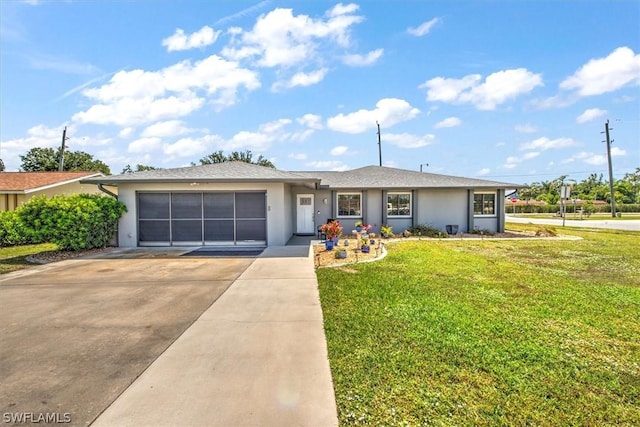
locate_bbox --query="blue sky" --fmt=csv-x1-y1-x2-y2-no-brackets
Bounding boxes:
1,0,638,183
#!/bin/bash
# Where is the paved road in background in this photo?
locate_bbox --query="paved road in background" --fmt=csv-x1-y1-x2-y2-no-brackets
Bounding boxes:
506,215,640,232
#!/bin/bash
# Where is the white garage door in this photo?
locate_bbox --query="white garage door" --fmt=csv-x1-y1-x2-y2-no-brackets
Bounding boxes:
137,192,267,246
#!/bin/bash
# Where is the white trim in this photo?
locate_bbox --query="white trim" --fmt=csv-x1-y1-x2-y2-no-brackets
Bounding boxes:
336,192,362,218
23,173,104,194
386,191,412,218
473,191,497,217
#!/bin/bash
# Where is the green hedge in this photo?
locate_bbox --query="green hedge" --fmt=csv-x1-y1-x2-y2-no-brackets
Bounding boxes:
0,210,39,246
506,203,640,214
1,194,126,250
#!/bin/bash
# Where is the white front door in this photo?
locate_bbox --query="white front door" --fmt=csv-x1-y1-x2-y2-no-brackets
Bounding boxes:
296,194,315,234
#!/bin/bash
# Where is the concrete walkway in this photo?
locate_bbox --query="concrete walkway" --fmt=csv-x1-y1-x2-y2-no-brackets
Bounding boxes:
92,245,338,427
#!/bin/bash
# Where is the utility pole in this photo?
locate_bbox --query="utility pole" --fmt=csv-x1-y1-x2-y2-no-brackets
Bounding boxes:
603,120,616,218
59,126,69,171
376,121,382,166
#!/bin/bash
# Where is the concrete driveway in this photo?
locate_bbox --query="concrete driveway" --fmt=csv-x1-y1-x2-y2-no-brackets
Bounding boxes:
0,251,253,426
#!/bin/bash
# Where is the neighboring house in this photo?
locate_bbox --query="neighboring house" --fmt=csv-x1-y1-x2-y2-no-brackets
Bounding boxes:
0,171,104,211
82,162,523,248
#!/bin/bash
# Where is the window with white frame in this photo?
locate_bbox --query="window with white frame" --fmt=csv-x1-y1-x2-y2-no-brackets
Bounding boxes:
387,192,411,217
474,192,496,216
337,193,361,217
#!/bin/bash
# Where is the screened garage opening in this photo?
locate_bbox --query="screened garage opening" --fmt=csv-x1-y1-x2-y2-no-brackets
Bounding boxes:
137,192,267,246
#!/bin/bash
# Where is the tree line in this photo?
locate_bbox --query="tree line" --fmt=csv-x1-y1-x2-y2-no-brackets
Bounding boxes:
0,148,274,175
518,170,640,205
3,147,638,205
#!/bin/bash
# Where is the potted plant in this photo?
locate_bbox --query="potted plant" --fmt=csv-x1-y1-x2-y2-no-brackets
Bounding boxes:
355,220,363,232
381,224,393,238
321,220,343,250
369,232,376,245
360,237,370,253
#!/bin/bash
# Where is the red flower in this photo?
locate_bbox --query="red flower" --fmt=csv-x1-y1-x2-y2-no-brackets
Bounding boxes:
321,220,343,239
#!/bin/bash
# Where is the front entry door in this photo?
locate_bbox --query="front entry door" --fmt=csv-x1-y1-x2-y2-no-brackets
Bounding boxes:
296,194,315,235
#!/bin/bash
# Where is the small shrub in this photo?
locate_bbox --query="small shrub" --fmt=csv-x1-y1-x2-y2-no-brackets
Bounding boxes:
470,228,495,236
534,226,557,237
380,224,393,237
407,224,447,238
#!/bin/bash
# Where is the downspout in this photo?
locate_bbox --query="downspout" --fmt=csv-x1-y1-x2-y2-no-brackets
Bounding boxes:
98,183,117,198
467,189,474,233
412,189,417,228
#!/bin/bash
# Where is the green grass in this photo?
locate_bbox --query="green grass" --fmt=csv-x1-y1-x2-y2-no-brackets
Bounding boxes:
0,243,57,274
317,226,640,425
511,212,640,220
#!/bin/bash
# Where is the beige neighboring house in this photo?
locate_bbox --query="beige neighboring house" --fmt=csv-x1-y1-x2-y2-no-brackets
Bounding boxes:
0,171,104,211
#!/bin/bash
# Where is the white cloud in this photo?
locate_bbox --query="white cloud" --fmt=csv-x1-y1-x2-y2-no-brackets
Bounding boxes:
288,153,307,160
272,68,328,91
384,133,436,149
421,68,543,110
504,151,539,169
342,49,383,66
141,120,192,138
289,129,315,142
434,116,461,129
74,93,206,127
576,108,607,124
566,147,627,165
0,124,64,170
259,118,292,134
560,47,640,96
118,127,134,138
520,137,578,151
515,123,538,133
73,55,260,126
477,168,490,176
128,137,162,153
162,26,221,52
330,145,349,156
297,113,323,129
327,3,359,17
327,98,420,134
221,4,363,68
305,160,349,171
163,136,215,157
407,18,441,37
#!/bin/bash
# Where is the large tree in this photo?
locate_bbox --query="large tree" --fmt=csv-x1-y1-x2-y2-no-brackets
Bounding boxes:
0,158,5,172
19,147,111,174
199,150,275,168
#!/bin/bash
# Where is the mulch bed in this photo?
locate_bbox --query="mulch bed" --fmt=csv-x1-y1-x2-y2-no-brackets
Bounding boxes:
26,247,114,264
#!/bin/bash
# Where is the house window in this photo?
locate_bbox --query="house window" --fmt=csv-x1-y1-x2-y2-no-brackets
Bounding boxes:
337,193,361,217
474,192,496,216
387,192,411,217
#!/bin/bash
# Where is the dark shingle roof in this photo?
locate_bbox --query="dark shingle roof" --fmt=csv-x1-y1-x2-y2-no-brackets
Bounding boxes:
82,162,318,184
293,166,523,189
82,163,522,189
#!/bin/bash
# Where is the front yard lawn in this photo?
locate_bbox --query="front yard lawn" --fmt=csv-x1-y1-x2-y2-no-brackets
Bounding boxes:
0,243,57,274
317,226,640,425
